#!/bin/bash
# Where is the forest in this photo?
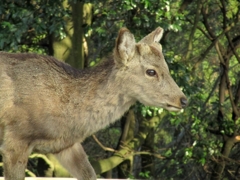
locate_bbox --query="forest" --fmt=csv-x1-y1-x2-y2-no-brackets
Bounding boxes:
0,0,240,179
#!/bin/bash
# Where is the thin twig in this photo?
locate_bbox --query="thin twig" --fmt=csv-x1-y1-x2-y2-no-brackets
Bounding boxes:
92,135,116,152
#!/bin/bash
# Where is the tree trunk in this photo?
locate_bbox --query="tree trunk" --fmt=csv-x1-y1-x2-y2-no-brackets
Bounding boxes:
51,1,93,69
140,120,156,178
117,109,136,178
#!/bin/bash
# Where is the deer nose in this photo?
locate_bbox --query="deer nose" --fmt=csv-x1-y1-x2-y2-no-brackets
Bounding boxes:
180,97,188,108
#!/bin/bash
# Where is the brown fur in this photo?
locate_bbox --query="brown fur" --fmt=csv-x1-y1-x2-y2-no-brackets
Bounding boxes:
0,27,187,180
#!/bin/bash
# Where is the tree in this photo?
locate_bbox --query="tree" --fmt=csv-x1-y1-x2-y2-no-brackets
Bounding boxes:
159,0,240,179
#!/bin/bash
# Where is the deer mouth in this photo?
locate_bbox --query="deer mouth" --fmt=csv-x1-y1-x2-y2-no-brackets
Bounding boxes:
166,104,182,111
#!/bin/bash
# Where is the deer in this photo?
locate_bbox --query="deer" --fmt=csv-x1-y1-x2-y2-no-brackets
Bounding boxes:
0,27,187,180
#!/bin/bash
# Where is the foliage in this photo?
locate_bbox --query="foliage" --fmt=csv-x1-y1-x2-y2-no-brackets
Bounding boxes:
0,0,69,53
86,0,185,64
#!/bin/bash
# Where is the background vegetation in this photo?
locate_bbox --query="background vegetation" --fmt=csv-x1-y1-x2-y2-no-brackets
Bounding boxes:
0,0,240,179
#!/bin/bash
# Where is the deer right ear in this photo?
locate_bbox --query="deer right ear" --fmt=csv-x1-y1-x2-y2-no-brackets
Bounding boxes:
114,28,136,66
139,27,164,44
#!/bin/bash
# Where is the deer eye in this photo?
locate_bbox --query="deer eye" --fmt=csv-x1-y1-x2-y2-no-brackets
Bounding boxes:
146,69,157,76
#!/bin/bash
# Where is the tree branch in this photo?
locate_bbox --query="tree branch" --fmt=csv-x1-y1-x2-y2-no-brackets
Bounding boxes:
192,24,234,71
184,0,202,60
91,116,161,175
215,42,239,120
201,4,216,39
234,80,240,107
226,34,240,63
133,151,166,159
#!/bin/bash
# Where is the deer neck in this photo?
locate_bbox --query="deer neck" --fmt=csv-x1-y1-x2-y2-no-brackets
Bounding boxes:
68,60,135,139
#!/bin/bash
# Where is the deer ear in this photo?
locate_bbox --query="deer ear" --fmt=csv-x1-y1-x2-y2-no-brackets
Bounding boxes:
139,27,164,44
114,28,136,66
136,43,152,56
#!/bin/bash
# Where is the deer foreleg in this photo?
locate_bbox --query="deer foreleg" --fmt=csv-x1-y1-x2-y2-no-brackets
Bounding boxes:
0,139,31,180
55,142,97,180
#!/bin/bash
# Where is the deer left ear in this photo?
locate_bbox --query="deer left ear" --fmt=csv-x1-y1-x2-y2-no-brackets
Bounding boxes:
114,28,136,66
